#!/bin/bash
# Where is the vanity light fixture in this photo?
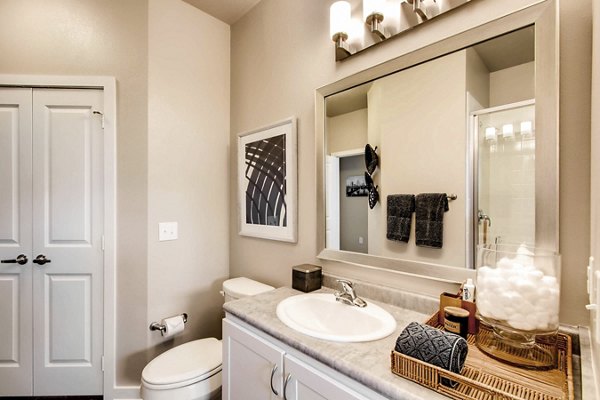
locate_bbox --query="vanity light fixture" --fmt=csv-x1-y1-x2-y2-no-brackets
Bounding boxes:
484,127,497,141
363,0,387,40
520,120,533,136
404,0,429,21
330,1,352,61
502,124,514,139
328,0,472,61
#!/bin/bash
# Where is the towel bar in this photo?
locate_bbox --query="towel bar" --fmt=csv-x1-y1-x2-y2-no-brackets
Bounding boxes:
149,313,188,334
447,194,458,201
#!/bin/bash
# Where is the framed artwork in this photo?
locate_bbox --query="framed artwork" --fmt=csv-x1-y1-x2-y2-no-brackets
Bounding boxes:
345,175,368,197
238,117,297,242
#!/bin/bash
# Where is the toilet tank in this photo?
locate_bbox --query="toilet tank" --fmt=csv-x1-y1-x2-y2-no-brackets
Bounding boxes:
222,277,274,302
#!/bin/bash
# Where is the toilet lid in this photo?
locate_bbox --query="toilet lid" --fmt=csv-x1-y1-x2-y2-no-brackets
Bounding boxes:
142,338,222,386
223,277,274,298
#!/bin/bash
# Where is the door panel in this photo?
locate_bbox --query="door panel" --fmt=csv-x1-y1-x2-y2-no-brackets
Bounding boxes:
284,354,370,400
223,319,284,400
46,107,93,244
0,275,21,362
47,274,92,364
0,88,33,396
32,89,104,396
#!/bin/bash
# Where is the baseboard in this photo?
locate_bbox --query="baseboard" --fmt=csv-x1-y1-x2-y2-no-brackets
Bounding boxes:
105,385,141,400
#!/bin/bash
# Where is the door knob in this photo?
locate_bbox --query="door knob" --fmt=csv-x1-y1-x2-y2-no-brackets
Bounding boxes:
32,254,51,265
1,254,28,265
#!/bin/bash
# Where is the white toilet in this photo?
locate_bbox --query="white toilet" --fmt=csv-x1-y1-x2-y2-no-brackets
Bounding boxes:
141,277,274,400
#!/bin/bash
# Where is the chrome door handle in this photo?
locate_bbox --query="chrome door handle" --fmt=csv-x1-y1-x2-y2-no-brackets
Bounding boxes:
1,254,28,265
283,373,292,400
269,364,279,396
32,254,51,265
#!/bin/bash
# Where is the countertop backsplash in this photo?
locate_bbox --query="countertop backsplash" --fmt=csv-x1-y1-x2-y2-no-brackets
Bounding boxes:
322,273,439,315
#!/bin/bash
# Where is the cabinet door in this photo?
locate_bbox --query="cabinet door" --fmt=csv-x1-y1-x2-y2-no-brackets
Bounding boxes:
283,354,371,400
223,319,284,400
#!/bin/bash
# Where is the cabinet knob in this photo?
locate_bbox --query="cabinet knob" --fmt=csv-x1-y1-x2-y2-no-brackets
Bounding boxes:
270,364,279,396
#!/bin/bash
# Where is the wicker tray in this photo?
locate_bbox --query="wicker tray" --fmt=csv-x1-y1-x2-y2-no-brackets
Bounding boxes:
390,313,574,400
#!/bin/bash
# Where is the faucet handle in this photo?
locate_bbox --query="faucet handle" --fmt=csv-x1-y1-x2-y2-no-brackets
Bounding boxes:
336,279,354,293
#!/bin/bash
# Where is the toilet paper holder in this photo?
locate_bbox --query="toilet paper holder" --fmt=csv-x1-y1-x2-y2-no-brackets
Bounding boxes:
149,313,188,335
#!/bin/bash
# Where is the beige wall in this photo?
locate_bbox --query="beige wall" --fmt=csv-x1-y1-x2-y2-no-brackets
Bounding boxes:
230,0,592,326
326,109,367,154
0,0,150,387
490,62,535,106
147,0,230,358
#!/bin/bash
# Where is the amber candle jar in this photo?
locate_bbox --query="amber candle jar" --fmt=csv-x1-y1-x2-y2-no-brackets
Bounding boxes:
444,306,470,339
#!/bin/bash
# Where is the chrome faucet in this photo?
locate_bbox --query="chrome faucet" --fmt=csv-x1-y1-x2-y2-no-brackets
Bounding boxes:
335,279,367,308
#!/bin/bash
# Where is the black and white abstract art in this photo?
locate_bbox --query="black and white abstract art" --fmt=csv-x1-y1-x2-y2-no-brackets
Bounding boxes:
238,118,297,242
244,134,287,226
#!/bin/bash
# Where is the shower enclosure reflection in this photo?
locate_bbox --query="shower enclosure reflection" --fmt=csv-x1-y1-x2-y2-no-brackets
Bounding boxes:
474,101,536,249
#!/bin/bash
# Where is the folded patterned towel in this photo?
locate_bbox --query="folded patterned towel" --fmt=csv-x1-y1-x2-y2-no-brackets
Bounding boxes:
395,321,468,388
415,193,449,249
386,194,415,243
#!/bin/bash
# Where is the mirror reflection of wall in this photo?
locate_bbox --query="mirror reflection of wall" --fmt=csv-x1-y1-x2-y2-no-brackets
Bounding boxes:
324,25,535,269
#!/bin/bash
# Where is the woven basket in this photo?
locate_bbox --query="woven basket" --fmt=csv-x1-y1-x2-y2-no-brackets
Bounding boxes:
390,313,574,400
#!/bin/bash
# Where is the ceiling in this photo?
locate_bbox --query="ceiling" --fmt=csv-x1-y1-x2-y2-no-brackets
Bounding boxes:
182,0,261,25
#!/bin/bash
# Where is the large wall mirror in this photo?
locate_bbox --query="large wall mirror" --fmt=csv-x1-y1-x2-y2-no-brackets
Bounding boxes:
316,0,558,280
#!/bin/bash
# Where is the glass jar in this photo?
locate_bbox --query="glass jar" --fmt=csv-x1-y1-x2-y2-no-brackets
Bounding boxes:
475,244,561,369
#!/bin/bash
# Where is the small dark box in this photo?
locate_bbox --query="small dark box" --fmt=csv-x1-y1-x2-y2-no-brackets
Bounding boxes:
292,264,322,292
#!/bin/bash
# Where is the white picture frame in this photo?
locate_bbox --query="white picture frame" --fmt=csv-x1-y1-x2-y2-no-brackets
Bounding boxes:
238,117,297,242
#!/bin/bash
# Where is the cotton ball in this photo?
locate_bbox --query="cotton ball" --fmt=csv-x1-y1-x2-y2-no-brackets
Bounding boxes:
477,299,491,316
525,269,544,282
517,244,534,256
514,278,537,295
541,275,558,288
497,257,514,270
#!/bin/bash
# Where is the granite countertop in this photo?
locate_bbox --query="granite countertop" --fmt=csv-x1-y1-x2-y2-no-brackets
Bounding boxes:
223,286,450,400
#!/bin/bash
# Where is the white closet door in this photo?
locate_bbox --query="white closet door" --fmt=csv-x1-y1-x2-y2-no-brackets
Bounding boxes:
0,88,33,396
32,89,104,396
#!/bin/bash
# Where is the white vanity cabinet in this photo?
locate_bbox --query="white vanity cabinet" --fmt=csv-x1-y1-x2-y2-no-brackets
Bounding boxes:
223,317,386,400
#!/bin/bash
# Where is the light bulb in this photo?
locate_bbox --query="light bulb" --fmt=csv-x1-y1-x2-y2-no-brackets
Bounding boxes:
330,1,352,40
484,127,497,141
502,124,514,139
520,120,533,136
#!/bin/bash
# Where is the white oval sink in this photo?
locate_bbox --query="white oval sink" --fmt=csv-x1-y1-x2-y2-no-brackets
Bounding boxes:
276,293,397,342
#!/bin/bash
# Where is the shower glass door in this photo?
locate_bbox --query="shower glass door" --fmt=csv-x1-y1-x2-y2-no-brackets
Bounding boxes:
473,100,536,250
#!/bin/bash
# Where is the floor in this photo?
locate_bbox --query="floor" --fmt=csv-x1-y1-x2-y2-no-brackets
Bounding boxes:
2,397,102,400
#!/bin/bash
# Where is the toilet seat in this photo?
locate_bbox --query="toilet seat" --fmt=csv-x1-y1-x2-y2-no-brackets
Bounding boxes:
142,338,222,390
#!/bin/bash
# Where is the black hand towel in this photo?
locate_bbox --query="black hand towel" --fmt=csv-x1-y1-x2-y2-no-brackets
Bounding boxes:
415,193,449,249
386,194,415,243
395,321,468,388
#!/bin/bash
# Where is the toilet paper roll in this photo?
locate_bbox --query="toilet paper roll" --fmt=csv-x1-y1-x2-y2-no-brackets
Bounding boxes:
161,315,185,338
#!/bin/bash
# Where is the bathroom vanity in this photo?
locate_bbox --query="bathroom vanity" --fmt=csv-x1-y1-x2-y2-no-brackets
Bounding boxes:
222,287,451,400
223,285,597,400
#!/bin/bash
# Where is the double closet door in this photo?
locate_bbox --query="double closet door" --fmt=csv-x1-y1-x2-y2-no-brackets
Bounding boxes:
0,88,104,396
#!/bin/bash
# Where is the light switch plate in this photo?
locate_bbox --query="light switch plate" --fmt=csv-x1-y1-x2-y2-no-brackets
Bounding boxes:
159,222,178,241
